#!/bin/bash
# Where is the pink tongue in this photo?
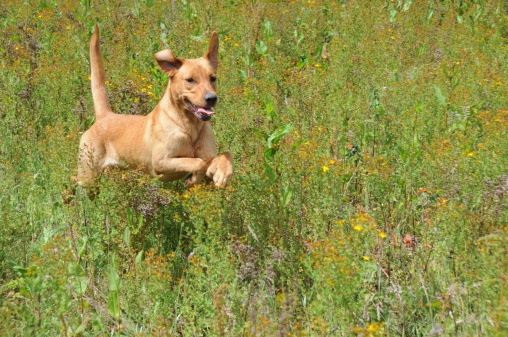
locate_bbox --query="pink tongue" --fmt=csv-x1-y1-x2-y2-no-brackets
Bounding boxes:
197,107,215,116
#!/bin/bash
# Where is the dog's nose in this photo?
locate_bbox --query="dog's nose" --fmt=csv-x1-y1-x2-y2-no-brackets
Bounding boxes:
204,92,217,106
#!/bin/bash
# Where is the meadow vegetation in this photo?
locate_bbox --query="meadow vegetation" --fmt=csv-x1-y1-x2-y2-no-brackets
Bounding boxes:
1,0,507,335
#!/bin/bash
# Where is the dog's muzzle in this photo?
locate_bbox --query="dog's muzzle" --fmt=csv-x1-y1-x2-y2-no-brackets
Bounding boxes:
184,98,216,121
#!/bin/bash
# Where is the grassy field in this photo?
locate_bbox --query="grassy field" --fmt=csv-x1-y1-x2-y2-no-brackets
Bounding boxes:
1,0,507,335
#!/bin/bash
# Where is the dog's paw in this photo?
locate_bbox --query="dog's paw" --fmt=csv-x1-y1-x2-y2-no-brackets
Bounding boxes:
212,167,232,187
204,153,233,187
212,154,233,187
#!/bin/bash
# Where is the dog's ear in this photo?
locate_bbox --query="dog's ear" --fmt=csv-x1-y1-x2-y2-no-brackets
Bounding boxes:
155,50,183,77
204,31,219,71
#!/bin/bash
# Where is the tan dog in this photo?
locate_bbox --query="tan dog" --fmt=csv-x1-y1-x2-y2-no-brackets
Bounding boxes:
77,26,233,188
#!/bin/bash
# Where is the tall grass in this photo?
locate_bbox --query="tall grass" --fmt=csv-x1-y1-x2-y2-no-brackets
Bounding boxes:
1,0,507,336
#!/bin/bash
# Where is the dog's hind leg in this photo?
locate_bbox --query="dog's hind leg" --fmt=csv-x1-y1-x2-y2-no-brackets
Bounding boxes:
76,131,105,187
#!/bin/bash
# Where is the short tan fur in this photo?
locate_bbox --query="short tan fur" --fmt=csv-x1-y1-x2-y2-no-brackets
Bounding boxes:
77,26,233,188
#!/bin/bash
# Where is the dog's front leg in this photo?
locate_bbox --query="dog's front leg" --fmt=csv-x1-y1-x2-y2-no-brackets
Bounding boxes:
206,152,233,187
153,157,208,187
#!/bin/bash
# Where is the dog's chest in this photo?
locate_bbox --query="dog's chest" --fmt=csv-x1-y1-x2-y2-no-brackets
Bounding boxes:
181,124,207,156
168,130,202,158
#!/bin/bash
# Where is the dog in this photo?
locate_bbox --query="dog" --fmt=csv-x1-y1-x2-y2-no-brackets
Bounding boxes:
77,26,233,188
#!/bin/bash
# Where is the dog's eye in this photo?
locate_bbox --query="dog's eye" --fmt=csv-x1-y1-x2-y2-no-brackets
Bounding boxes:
210,76,216,83
186,78,195,83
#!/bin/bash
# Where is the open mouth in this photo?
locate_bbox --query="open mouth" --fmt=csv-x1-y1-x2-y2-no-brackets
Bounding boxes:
184,99,215,121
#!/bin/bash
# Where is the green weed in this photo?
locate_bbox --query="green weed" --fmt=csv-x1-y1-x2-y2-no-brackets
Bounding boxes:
1,0,507,336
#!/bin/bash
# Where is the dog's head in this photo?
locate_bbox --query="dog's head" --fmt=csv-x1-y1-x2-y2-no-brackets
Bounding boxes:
155,32,219,121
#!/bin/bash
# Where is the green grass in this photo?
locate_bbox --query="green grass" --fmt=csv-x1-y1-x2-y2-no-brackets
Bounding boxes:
1,0,507,336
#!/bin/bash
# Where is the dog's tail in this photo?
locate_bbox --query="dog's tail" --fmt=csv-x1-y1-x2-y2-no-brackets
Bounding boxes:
90,25,112,117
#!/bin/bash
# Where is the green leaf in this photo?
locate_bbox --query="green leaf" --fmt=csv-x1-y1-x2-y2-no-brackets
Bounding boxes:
255,40,268,56
78,236,87,258
108,262,120,292
67,261,83,276
281,185,293,207
264,160,276,183
238,69,247,81
253,128,268,141
434,85,447,107
71,276,88,295
135,250,144,265
127,208,134,227
107,290,120,318
123,226,131,248
247,224,259,242
292,139,305,150
12,265,28,277
413,132,419,146
263,20,273,41
72,320,87,335
267,124,292,149
265,101,276,121
402,0,412,12
107,259,121,319
442,65,452,80
244,52,254,67
264,147,277,161
453,77,460,90
390,9,398,23
138,213,144,230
